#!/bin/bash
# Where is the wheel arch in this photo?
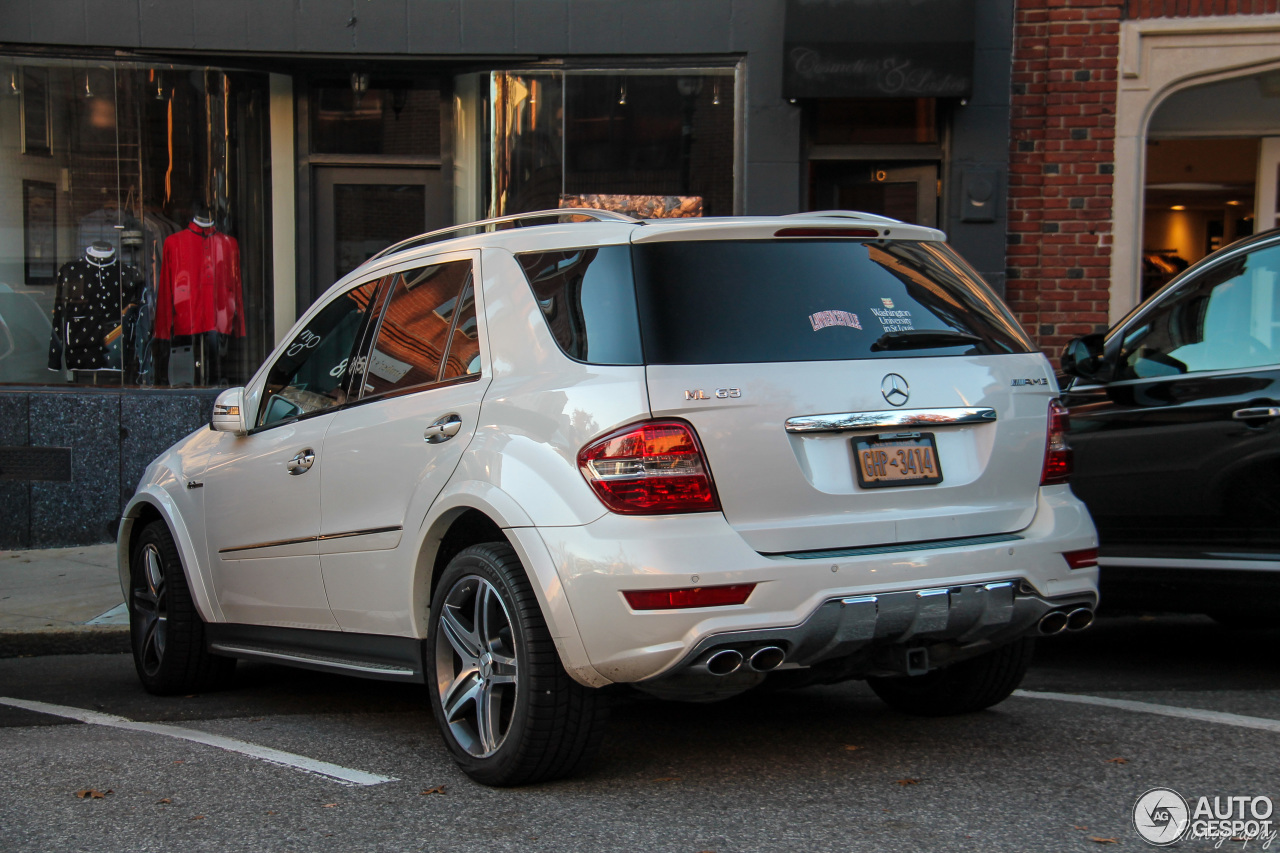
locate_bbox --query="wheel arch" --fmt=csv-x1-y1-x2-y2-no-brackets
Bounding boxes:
414,483,610,687
118,490,224,624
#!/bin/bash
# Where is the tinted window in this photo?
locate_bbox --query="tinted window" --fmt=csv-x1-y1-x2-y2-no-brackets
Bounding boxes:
1117,243,1280,380
517,247,643,365
361,261,475,398
258,278,380,427
440,277,481,380
631,240,1032,364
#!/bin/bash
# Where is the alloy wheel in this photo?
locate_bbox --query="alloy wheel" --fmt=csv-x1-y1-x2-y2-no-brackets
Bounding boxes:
434,575,519,758
133,543,168,677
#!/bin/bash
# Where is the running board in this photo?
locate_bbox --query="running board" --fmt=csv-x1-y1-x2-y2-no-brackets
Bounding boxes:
204,624,425,683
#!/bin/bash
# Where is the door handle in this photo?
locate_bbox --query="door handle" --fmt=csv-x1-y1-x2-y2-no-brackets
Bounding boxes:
1232,406,1280,421
425,414,463,444
287,448,316,474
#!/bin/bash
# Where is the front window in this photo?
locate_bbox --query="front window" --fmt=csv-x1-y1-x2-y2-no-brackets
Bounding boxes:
1117,243,1280,380
257,278,380,428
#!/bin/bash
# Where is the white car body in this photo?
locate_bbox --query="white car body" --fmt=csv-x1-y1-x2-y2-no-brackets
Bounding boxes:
119,213,1098,694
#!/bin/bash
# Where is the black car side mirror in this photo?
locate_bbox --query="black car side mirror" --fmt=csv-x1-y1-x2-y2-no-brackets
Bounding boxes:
1059,333,1108,382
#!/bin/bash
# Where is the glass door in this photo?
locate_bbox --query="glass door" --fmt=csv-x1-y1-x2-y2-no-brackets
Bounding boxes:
313,167,446,298
807,161,938,227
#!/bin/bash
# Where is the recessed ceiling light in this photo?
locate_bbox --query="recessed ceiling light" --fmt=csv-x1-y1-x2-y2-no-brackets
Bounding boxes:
1226,200,1241,206
1170,205,1186,211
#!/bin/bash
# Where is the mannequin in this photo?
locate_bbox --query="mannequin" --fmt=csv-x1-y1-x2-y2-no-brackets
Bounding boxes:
47,241,144,379
155,205,244,385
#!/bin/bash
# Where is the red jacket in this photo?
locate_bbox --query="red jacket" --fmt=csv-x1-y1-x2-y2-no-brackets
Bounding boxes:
155,223,245,339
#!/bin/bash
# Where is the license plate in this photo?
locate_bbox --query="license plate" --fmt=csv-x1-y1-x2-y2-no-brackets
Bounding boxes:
854,432,943,488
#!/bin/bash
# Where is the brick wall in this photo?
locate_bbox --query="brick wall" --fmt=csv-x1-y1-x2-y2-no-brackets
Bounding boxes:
1008,0,1123,357
1126,0,1280,17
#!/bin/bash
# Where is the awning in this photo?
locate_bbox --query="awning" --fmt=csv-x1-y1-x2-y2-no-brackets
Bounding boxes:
783,0,976,99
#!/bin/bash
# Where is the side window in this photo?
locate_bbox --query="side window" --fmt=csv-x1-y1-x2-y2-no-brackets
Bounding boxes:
257,277,381,428
516,246,643,365
361,260,477,399
1118,244,1280,380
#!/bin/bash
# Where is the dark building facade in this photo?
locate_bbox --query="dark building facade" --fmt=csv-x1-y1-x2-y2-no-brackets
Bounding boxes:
0,0,1016,547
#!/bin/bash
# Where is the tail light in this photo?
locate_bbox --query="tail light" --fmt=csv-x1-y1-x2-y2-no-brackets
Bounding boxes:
1063,548,1098,569
1041,399,1073,485
578,420,720,514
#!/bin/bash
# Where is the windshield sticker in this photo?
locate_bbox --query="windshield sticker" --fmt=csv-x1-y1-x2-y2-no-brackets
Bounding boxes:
872,305,915,332
809,310,862,331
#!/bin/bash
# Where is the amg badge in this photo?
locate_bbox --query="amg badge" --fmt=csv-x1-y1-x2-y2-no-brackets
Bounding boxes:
1010,377,1050,387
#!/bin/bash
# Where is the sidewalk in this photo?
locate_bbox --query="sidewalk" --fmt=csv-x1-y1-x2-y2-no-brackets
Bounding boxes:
0,543,130,656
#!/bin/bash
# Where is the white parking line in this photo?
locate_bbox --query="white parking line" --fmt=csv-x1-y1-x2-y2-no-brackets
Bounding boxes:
1015,690,1280,735
0,696,398,787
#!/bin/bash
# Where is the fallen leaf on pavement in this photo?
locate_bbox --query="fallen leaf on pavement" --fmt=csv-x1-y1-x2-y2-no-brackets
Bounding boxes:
844,745,864,751
895,778,920,786
322,803,337,808
651,777,681,782
420,785,446,795
75,789,111,799
156,798,171,805
1074,825,1088,831
1106,757,1129,764
190,815,205,821
1088,837,1118,844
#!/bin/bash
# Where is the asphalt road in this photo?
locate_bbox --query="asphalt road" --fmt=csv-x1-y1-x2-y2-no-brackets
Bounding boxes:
1,615,1277,852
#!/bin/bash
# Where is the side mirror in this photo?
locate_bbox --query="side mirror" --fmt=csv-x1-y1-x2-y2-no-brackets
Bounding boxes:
1059,333,1107,381
210,387,248,435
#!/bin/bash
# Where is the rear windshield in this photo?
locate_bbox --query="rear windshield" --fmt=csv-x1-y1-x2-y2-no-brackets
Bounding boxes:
516,239,1032,366
631,240,1033,364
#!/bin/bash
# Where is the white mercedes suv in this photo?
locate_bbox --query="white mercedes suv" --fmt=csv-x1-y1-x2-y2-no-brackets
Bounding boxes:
119,210,1099,785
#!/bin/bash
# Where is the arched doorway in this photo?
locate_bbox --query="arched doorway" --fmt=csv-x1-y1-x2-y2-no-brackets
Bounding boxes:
1111,16,1280,321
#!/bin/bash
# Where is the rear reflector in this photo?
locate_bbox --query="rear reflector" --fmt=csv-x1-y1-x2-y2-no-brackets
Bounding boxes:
1063,548,1098,569
1041,399,1073,485
578,419,720,514
773,227,879,238
622,584,756,611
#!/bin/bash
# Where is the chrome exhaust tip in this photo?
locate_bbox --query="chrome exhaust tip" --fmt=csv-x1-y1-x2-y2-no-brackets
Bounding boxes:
747,646,786,672
1038,610,1069,636
1066,607,1095,632
702,649,744,676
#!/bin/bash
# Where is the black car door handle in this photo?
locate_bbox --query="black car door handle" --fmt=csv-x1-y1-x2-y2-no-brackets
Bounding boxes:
1232,406,1280,420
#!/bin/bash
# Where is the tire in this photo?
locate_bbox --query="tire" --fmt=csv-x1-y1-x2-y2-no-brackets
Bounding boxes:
867,638,1035,717
129,520,235,695
425,543,608,786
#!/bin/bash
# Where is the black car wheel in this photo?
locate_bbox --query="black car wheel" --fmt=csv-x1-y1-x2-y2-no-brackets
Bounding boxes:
426,543,608,786
129,520,234,695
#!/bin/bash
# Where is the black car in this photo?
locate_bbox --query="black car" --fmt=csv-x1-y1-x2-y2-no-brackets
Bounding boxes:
1059,228,1280,622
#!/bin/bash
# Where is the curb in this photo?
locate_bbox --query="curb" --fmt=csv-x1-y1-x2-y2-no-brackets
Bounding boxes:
0,626,130,658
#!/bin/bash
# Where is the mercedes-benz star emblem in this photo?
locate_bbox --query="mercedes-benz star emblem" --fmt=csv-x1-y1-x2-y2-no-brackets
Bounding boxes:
881,373,910,407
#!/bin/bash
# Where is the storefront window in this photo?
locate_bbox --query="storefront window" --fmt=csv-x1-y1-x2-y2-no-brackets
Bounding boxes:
0,58,272,388
491,69,736,218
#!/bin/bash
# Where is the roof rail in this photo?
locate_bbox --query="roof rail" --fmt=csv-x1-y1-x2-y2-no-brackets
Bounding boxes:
784,210,904,226
362,208,640,267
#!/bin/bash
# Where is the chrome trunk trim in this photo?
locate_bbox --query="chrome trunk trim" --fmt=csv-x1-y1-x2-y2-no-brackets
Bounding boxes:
784,407,997,434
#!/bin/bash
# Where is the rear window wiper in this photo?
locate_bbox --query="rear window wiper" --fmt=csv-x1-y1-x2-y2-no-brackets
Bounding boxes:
870,329,983,352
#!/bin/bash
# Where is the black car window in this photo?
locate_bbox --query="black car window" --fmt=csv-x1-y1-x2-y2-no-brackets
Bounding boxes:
1117,243,1280,380
258,277,382,428
516,246,643,365
361,260,476,399
631,240,1033,364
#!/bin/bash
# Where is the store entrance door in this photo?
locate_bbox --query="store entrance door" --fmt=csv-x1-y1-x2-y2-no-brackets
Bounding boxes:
314,167,446,296
808,162,938,227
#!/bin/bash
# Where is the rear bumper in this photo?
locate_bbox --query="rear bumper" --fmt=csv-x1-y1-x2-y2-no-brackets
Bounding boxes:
535,485,1098,685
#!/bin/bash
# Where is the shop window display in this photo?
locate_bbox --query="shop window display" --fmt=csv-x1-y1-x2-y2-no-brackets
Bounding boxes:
490,70,736,219
0,59,270,388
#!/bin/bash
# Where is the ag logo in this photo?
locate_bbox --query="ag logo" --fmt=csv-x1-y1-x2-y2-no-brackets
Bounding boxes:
1133,787,1190,846
880,373,909,407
